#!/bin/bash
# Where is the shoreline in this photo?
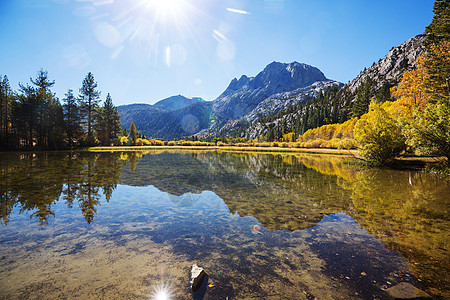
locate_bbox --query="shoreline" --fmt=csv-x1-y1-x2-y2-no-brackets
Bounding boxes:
87,145,446,165
1,146,445,169
88,145,359,155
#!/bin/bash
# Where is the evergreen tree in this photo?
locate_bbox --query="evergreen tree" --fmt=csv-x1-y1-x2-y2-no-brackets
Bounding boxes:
425,0,450,47
18,69,63,148
352,77,373,117
376,83,392,103
79,72,101,138
95,93,122,145
266,125,275,141
62,89,81,147
0,75,13,148
128,121,138,145
46,97,65,149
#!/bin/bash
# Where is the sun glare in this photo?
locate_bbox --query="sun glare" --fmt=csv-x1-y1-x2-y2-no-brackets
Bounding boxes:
154,0,179,11
150,283,174,300
147,0,186,20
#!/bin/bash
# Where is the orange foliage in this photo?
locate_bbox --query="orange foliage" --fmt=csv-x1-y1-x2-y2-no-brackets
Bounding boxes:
391,53,431,113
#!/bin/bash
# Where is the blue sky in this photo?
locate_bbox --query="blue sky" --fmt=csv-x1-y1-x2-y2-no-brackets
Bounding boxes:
0,0,434,106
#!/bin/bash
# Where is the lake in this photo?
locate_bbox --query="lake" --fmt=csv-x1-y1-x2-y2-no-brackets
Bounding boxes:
0,150,448,299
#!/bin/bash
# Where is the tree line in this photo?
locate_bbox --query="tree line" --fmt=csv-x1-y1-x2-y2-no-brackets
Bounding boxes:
0,70,122,149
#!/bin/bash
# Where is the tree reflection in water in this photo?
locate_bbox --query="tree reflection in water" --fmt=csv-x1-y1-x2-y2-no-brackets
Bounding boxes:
0,152,126,225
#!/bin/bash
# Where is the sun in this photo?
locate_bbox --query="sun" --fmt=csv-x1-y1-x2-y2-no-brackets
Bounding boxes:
147,0,187,21
153,0,180,12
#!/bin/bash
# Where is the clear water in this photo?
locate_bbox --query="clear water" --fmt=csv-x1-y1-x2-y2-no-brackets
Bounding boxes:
0,151,448,299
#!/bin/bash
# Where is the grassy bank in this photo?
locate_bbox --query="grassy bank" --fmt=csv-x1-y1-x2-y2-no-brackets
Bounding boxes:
88,145,358,156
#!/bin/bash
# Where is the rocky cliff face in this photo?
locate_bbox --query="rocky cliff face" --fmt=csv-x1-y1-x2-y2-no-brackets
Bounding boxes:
212,61,331,123
345,33,427,98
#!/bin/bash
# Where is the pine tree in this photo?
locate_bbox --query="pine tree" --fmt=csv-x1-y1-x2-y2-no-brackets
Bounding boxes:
128,121,138,145
79,72,101,138
62,89,81,147
376,83,392,103
95,93,122,145
352,77,373,117
0,75,13,148
18,69,62,148
425,0,450,47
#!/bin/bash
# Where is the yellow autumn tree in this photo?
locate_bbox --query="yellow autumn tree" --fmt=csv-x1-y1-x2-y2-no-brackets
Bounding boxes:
391,53,431,113
354,100,406,166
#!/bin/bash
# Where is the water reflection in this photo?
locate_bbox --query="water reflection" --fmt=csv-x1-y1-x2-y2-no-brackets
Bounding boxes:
0,150,448,298
0,152,125,225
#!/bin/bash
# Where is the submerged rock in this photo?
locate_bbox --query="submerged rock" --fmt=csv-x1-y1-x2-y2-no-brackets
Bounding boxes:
385,282,431,299
191,264,207,292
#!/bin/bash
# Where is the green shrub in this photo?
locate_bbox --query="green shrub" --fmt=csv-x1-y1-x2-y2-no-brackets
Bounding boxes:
354,101,406,166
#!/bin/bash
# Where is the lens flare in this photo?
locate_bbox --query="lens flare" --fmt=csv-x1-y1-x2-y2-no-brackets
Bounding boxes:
150,283,174,300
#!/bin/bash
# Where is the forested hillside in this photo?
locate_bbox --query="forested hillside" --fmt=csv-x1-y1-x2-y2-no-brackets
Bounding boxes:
118,100,213,140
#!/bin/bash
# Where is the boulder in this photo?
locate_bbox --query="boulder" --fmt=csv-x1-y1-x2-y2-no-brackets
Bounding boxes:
385,282,431,299
190,264,207,292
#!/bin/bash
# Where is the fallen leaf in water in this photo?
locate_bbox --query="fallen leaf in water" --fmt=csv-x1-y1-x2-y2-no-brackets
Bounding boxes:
208,283,215,288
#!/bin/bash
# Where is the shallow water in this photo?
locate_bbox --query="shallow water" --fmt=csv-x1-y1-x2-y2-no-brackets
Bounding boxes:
0,150,448,299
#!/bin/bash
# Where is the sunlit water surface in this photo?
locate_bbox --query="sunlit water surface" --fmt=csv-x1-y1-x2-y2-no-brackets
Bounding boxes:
0,151,448,299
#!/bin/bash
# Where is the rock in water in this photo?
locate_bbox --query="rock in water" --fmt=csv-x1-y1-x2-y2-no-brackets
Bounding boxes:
191,264,207,292
385,282,431,299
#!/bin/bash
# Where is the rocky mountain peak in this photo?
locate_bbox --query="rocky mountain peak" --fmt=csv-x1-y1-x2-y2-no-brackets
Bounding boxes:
250,61,327,90
221,75,251,98
212,61,332,123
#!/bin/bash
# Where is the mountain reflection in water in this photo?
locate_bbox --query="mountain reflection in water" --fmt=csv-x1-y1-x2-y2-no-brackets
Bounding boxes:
0,150,448,298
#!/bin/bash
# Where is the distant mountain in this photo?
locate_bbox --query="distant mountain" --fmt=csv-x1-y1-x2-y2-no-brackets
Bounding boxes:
118,100,212,140
212,61,333,124
117,93,212,140
153,95,204,111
